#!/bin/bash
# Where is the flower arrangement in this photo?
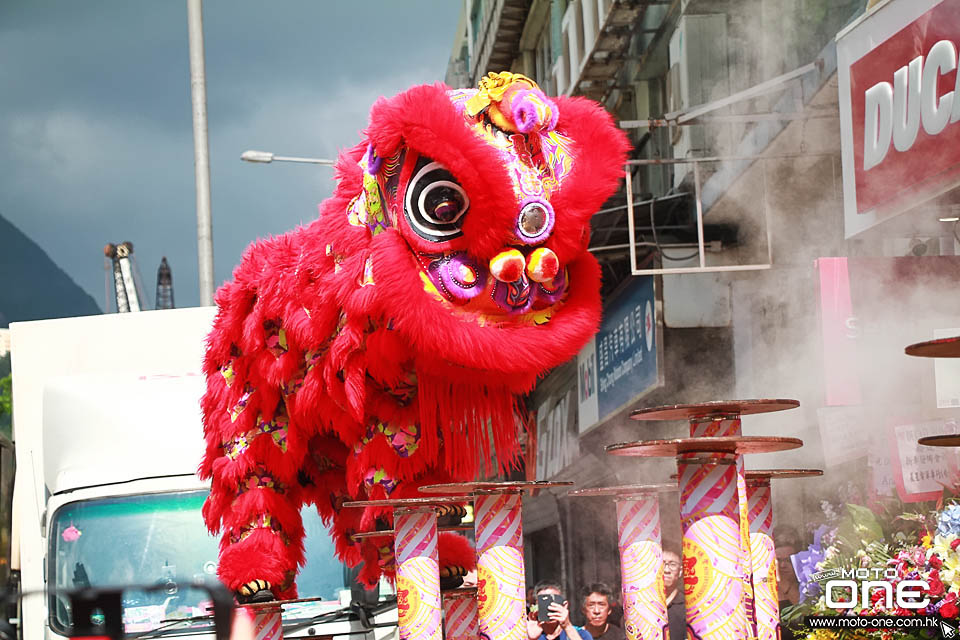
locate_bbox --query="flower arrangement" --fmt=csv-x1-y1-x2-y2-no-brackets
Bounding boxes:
782,494,960,639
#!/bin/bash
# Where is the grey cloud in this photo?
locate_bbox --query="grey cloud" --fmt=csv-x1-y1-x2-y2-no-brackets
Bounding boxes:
0,0,460,309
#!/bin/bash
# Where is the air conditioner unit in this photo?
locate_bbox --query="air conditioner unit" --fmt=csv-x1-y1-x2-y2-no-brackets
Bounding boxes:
668,13,730,188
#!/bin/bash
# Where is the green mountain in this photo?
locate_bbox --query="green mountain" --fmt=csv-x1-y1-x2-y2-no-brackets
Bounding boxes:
0,213,101,327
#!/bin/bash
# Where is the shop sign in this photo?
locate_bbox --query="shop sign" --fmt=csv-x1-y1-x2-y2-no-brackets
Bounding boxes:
535,390,579,479
838,0,960,237
577,276,661,434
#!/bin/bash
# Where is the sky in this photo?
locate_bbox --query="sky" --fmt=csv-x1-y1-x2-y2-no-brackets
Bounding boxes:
0,1,462,310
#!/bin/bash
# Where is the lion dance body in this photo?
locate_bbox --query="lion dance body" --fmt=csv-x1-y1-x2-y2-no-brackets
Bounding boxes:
199,73,629,601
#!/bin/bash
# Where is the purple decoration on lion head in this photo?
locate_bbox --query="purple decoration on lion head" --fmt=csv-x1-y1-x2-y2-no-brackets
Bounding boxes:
424,252,488,303
535,268,567,307
509,87,560,134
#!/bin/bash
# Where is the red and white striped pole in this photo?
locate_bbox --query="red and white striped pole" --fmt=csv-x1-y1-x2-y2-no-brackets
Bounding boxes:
443,591,480,640
474,491,526,640
745,469,822,640
689,415,756,638
616,495,668,640
677,453,751,638
394,507,443,640
246,606,283,640
343,497,473,640
746,479,778,640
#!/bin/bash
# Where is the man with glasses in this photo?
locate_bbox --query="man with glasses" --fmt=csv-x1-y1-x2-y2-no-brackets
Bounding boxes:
662,550,685,640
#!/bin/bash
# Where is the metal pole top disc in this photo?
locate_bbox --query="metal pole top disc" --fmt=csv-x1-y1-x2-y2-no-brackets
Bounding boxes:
342,496,471,509
607,436,803,457
420,480,574,495
350,525,474,540
905,336,960,358
443,587,479,599
568,483,677,498
631,399,800,421
745,469,823,483
918,434,960,447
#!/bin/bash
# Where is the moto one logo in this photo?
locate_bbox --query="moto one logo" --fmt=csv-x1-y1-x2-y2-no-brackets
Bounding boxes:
825,579,930,610
863,39,960,171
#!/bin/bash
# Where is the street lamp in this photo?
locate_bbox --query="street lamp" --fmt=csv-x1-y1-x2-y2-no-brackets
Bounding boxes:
241,150,336,166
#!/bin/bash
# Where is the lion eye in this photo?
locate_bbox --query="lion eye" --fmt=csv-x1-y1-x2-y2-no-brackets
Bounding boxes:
424,186,466,223
404,159,469,242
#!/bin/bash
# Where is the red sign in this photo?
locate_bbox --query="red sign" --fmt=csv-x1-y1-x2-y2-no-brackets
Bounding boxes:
816,258,861,406
847,0,960,215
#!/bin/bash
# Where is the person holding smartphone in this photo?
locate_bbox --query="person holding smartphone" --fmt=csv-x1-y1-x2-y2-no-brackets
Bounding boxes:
527,581,587,640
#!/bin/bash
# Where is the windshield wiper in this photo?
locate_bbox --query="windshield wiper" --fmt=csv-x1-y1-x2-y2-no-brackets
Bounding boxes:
281,599,397,636
129,617,202,640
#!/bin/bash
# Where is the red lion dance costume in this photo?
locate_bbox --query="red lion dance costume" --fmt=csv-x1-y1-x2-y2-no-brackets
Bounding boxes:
200,72,629,601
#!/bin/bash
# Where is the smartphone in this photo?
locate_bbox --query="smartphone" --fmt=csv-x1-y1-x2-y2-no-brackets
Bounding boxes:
537,593,564,622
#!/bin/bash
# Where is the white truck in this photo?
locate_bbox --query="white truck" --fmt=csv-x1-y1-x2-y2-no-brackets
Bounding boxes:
9,308,396,640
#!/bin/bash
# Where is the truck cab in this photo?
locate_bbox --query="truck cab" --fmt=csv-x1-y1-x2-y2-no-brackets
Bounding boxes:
10,308,396,640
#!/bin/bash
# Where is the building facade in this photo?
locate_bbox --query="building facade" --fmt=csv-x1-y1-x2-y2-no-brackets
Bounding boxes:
448,0,960,620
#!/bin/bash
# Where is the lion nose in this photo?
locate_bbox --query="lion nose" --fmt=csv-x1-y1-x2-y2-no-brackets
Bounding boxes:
489,247,559,284
526,248,559,283
489,249,525,282
515,199,554,244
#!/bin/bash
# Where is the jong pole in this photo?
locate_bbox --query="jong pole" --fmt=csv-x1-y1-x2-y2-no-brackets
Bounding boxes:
746,478,777,640
689,415,756,637
617,496,667,640
745,470,822,640
474,491,525,640
568,485,674,640
419,481,573,640
245,606,283,640
343,496,471,640
677,453,750,638
443,590,481,640
394,507,443,640
612,398,802,640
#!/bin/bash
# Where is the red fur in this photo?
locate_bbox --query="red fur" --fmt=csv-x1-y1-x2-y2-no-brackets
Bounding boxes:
438,532,476,573
200,80,627,596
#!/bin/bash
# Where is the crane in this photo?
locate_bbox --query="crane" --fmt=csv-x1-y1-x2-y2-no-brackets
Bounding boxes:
103,242,146,313
156,257,175,310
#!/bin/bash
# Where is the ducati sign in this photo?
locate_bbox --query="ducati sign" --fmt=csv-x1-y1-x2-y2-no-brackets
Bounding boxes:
838,0,960,236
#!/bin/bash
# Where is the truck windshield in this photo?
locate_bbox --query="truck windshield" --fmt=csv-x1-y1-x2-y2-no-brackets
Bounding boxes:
48,490,353,635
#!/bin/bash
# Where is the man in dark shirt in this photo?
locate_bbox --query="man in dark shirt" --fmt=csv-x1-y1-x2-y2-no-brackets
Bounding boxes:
580,583,625,640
